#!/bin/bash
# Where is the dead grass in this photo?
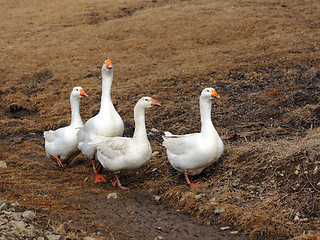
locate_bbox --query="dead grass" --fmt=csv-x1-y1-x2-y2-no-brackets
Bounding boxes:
0,0,320,239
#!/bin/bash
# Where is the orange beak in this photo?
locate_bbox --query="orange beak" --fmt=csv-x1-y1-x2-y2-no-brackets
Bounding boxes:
105,59,112,70
151,98,161,106
80,89,88,97
211,89,220,98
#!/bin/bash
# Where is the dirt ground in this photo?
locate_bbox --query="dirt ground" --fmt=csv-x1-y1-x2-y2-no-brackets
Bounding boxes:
0,0,320,239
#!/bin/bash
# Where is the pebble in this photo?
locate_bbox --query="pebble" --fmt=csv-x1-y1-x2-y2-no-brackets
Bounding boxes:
0,202,8,211
214,207,226,215
220,226,230,230
22,210,37,221
0,161,7,169
154,196,161,202
209,197,216,204
107,192,118,199
155,236,164,240
151,128,159,133
12,212,22,221
11,202,20,208
0,199,92,239
46,234,61,240
230,231,239,234
12,220,26,231
152,151,160,156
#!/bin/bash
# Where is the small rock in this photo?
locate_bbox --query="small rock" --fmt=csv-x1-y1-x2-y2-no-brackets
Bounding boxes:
0,202,8,211
220,226,230,230
12,212,22,221
22,210,36,221
154,236,164,240
46,234,61,240
0,161,7,169
230,231,238,234
154,196,161,202
12,220,26,231
214,207,226,215
24,226,37,237
152,151,160,156
151,128,159,133
107,193,118,199
11,202,20,208
209,197,216,204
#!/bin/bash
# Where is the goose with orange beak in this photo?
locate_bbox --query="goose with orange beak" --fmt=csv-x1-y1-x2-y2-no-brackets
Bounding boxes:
44,86,88,169
162,88,223,188
88,97,160,190
77,59,124,183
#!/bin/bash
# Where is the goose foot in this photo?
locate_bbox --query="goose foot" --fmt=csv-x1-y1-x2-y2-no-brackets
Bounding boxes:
92,159,106,183
189,182,200,188
111,175,128,190
94,173,107,183
51,155,63,168
184,171,200,189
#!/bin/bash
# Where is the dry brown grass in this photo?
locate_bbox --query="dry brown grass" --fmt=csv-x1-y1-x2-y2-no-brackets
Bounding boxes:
1,0,320,239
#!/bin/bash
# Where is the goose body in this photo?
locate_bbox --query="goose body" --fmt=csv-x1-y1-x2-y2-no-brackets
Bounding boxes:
162,88,223,188
77,59,124,182
44,87,87,168
89,97,160,190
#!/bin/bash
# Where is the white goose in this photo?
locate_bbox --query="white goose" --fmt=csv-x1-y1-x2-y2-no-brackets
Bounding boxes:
88,97,161,190
162,88,224,188
77,59,124,183
44,86,88,169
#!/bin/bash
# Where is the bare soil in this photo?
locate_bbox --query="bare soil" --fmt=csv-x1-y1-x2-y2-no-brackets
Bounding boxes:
0,0,320,239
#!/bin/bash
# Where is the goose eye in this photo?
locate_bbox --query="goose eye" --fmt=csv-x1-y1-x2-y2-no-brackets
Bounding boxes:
207,90,210,92
145,98,148,101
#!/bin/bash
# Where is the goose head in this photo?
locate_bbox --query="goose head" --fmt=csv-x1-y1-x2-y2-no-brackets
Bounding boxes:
137,97,161,109
71,86,88,99
201,87,220,100
101,59,113,74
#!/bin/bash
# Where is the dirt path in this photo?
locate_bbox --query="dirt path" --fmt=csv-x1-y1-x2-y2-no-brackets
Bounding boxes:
78,190,247,240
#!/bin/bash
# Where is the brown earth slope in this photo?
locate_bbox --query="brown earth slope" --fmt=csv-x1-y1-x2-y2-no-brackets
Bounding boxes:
0,0,320,239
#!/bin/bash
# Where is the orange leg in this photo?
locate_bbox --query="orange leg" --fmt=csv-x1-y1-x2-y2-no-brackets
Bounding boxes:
64,163,70,171
92,159,106,183
95,161,103,174
51,155,63,168
111,174,128,190
184,171,200,189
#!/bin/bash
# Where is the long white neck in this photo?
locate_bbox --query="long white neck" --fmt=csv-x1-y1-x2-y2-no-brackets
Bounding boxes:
133,105,148,142
199,97,216,135
99,69,113,114
70,96,83,127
